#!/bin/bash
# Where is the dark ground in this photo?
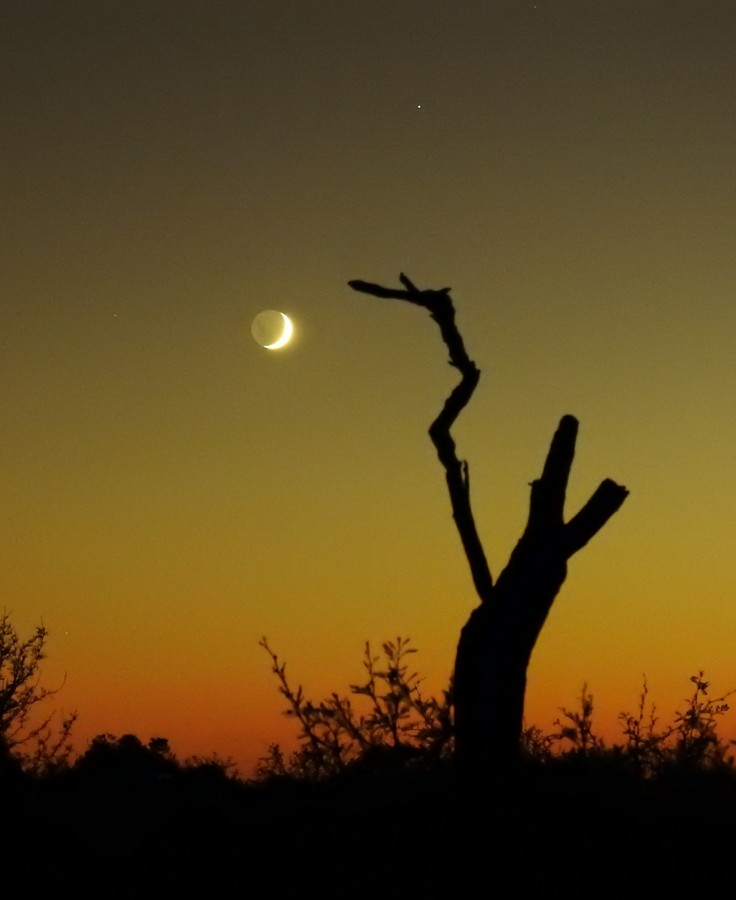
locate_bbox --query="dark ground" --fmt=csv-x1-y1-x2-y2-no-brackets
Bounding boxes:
4,757,735,898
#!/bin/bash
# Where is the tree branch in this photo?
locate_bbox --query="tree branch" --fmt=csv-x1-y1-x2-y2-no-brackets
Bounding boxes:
349,274,494,602
563,478,630,557
527,414,578,534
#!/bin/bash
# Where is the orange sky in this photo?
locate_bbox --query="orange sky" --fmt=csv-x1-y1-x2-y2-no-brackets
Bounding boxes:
3,1,736,773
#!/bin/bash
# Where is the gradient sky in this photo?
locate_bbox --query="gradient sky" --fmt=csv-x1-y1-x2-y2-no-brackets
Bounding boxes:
3,1,736,772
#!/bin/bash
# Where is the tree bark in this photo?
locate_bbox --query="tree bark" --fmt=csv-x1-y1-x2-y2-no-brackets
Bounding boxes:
348,275,628,770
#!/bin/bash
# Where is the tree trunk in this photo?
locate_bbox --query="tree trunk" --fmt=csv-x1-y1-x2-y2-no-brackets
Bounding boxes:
453,416,628,768
348,275,628,769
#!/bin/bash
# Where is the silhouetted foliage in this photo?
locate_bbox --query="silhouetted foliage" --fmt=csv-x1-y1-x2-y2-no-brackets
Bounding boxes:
181,752,237,784
0,611,76,774
551,683,605,756
4,628,735,896
74,733,178,783
581,671,734,775
261,636,735,782
531,671,735,778
72,732,238,793
257,637,452,779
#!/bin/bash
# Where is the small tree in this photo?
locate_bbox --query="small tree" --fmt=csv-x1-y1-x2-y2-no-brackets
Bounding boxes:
0,611,76,772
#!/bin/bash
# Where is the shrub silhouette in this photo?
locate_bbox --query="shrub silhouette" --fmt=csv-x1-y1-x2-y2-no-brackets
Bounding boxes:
261,636,735,781
257,637,452,779
73,733,237,790
527,671,735,778
0,611,76,774
74,733,179,783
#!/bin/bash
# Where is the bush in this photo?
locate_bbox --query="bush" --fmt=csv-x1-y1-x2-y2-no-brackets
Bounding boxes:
260,636,735,781
257,637,453,779
531,670,735,776
74,733,178,783
0,611,76,774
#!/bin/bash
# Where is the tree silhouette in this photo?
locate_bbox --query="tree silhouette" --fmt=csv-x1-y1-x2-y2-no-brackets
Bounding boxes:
0,611,76,772
349,274,628,769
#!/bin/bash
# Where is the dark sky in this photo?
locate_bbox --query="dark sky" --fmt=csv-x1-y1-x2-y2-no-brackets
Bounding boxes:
3,1,736,770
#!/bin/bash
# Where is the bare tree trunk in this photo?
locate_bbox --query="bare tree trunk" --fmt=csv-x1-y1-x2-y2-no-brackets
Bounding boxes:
454,416,628,767
348,275,628,769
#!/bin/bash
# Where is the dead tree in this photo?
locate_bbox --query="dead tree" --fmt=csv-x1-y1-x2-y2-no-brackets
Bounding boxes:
349,274,628,769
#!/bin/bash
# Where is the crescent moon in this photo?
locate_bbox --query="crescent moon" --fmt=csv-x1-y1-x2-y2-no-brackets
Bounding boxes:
264,312,293,350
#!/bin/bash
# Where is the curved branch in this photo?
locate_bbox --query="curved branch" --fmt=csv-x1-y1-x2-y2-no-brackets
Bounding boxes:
349,274,493,602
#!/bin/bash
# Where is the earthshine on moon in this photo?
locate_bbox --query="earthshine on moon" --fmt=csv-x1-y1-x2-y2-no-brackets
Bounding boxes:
251,309,294,350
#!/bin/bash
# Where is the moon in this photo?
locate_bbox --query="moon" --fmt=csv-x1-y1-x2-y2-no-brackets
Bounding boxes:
251,310,294,350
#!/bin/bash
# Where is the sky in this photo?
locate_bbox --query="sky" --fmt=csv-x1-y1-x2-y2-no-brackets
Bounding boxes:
3,0,736,773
